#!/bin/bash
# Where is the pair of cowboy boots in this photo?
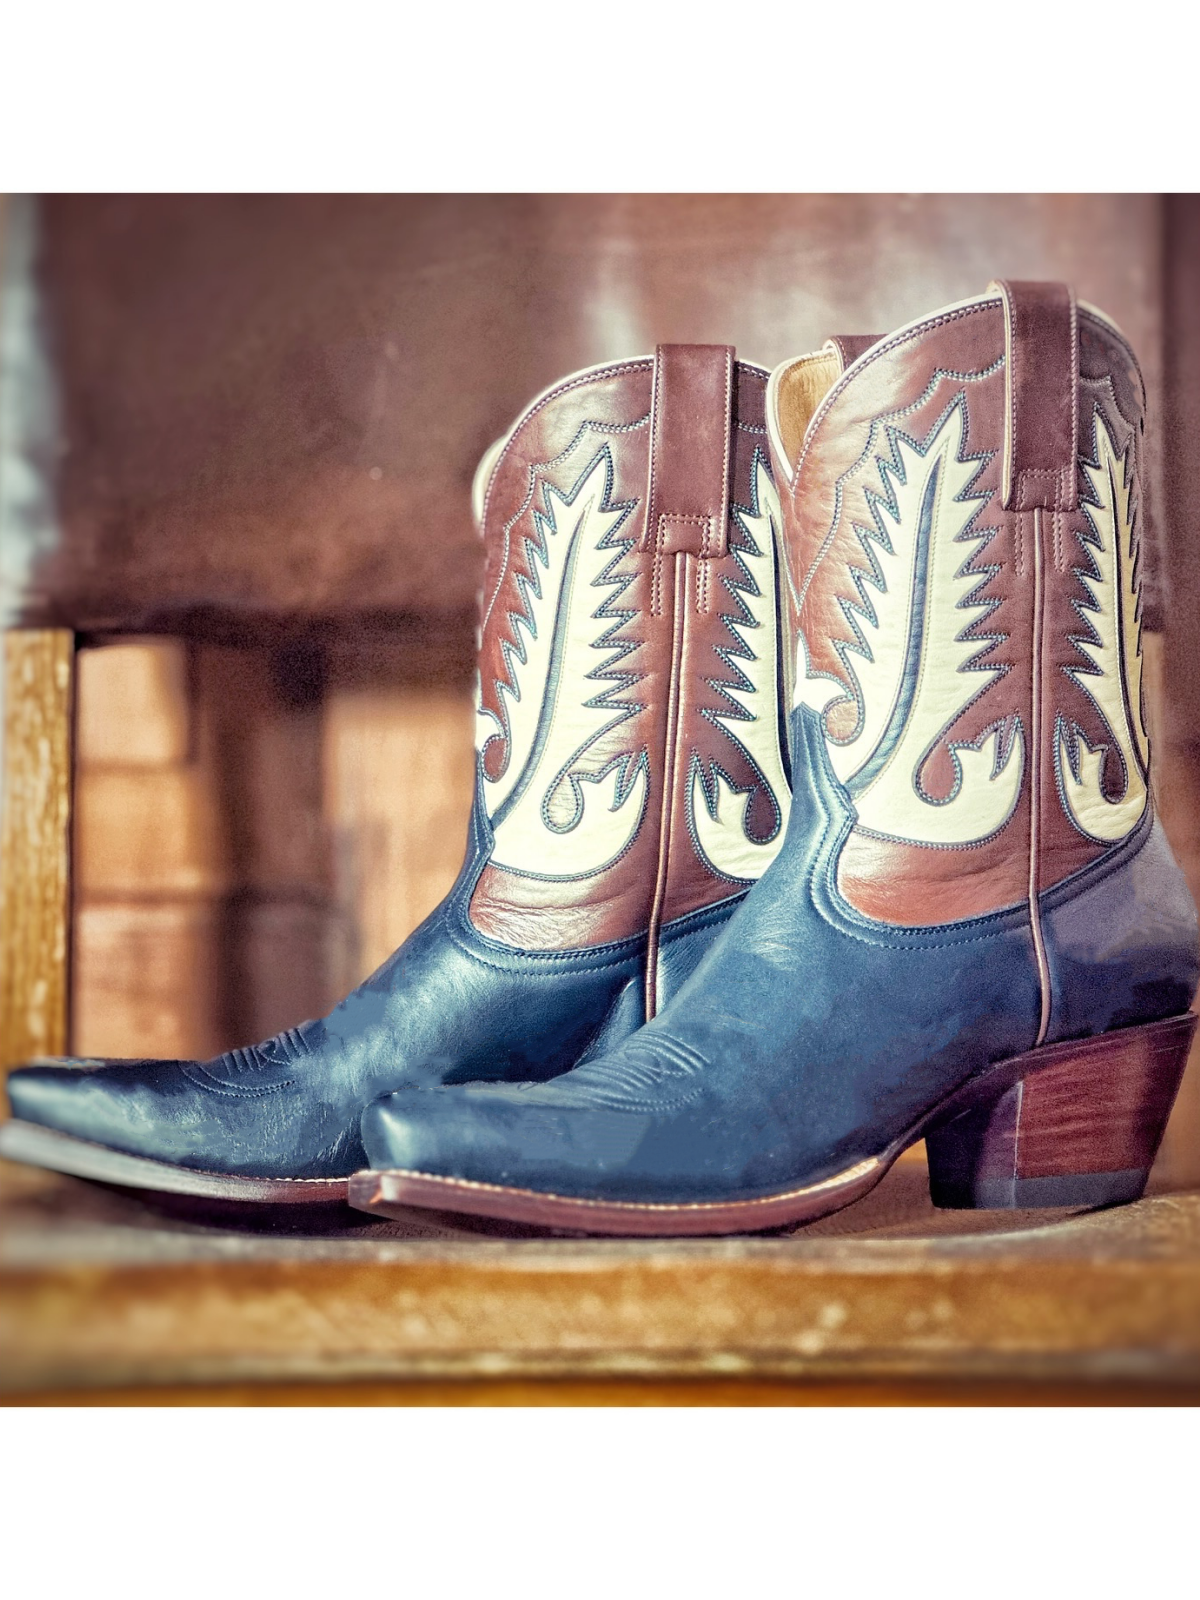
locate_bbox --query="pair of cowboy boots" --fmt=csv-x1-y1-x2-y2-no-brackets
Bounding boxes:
4,280,1197,1235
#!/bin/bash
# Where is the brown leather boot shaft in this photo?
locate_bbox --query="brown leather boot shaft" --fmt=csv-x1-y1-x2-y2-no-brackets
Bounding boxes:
768,286,1151,956
469,347,792,1005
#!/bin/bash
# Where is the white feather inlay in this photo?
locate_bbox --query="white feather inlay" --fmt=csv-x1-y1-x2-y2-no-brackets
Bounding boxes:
487,451,647,880
797,397,1023,846
690,459,792,881
1058,413,1148,842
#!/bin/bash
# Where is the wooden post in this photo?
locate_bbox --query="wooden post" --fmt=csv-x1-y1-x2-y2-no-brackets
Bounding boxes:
1,630,74,1078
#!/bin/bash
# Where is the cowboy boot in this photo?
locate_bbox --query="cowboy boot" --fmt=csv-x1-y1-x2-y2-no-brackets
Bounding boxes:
350,283,1200,1235
0,345,794,1201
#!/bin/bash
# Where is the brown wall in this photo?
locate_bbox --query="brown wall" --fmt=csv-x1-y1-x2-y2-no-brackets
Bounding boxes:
15,194,1170,629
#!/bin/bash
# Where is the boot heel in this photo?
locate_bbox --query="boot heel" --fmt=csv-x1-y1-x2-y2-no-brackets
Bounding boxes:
925,1015,1196,1211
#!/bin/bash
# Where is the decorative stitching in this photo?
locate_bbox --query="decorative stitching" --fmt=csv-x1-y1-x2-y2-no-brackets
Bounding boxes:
482,362,653,536
1003,283,1018,508
1006,287,1078,514
1052,403,1150,844
1029,505,1052,1046
1069,291,1080,504
447,909,646,976
647,352,663,614
690,447,789,856
794,356,1005,621
794,302,1133,622
814,807,1030,948
482,444,645,809
512,756,651,882
795,302,999,496
1037,796,1153,910
179,1064,297,1099
789,712,1032,948
1078,308,1145,409
559,1030,712,1114
685,753,780,884
847,715,1025,851
658,513,712,535
801,392,1008,786
644,557,691,1017
720,347,733,563
481,404,652,636
457,839,746,965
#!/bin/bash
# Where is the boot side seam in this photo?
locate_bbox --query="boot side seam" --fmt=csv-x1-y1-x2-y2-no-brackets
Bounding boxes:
443,909,647,976
644,555,691,1017
1030,505,1052,1045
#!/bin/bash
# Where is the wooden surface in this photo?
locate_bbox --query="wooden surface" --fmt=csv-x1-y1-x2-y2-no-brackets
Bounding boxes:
0,631,73,1078
9,1377,1200,1406
4,1157,1199,1402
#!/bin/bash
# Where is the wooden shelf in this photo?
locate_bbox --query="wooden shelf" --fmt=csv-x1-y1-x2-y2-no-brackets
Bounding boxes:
4,1155,1200,1403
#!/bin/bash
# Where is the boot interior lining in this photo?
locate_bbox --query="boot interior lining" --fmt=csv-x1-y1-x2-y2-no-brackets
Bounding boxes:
772,351,842,472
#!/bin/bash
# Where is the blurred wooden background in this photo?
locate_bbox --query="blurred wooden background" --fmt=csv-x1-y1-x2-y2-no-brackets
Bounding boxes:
3,194,1199,1183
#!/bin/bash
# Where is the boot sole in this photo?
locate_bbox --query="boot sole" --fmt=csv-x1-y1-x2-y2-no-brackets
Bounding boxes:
0,1121,350,1203
347,1015,1196,1236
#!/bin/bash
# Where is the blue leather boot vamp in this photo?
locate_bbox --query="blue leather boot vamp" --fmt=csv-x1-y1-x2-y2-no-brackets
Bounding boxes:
360,710,1200,1203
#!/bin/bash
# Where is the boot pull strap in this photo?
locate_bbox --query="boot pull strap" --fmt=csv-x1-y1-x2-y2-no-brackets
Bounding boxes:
824,333,881,370
643,343,734,560
990,279,1079,512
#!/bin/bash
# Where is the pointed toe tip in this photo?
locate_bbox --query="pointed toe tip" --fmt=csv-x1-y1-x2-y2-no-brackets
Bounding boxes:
4,1056,186,1154
360,1092,436,1173
6,1060,97,1135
